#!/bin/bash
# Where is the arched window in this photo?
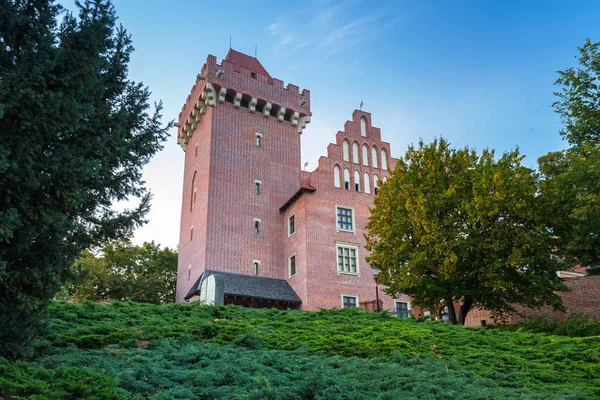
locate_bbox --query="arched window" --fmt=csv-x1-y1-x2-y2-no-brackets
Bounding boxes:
354,170,360,192
352,143,359,164
344,168,351,190
381,149,388,170
334,165,341,188
371,147,378,168
363,172,370,194
373,174,379,195
383,176,388,183
190,171,197,211
343,140,349,162
362,145,369,166
360,117,367,137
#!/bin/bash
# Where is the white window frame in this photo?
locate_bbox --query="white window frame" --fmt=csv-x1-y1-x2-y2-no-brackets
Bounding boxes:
256,133,262,147
288,213,296,237
394,300,411,318
254,180,262,195
253,260,260,275
254,218,261,233
336,241,360,275
342,294,359,308
335,205,355,232
352,142,359,164
288,253,297,277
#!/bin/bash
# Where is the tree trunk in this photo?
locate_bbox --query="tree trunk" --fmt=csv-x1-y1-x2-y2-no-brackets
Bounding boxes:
458,298,473,325
446,297,458,325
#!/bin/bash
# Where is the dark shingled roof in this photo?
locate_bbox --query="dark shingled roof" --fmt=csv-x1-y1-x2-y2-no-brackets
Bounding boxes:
185,270,302,303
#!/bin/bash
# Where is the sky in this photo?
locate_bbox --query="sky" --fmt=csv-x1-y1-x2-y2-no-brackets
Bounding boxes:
62,0,600,249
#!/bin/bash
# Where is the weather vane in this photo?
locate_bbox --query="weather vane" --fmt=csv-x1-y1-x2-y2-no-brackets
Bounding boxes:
360,100,363,110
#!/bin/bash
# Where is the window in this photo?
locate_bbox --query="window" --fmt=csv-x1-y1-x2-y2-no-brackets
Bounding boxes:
255,180,261,195
363,172,370,194
288,214,295,236
256,133,262,147
195,144,198,157
342,140,349,162
253,260,260,275
352,143,359,163
354,170,360,192
188,265,191,281
395,301,411,318
190,227,194,241
333,165,341,188
362,145,369,166
344,168,350,190
254,219,261,233
381,149,388,170
373,174,379,195
371,147,378,168
383,176,387,183
360,117,367,137
190,171,197,211
336,207,354,231
289,254,296,277
337,243,359,274
343,295,358,308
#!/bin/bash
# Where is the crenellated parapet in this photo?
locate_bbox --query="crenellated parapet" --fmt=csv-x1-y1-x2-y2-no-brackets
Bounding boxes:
176,51,311,151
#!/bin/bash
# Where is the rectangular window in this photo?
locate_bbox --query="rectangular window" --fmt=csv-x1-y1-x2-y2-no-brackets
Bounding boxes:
256,133,262,147
288,214,295,236
337,244,358,273
395,301,410,318
289,255,296,277
254,220,260,233
342,296,357,308
336,207,353,231
253,261,259,275
255,182,260,194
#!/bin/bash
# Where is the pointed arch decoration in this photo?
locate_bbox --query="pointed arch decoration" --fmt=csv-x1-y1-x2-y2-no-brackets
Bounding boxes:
334,165,341,188
352,142,359,164
360,117,367,137
381,148,388,170
362,144,369,166
343,140,350,162
354,170,360,192
344,168,351,190
363,172,371,194
371,147,378,168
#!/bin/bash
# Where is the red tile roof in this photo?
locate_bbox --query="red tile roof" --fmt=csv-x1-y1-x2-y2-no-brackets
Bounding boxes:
225,49,271,78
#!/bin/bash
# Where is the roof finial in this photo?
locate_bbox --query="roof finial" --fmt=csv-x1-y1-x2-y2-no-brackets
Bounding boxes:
360,100,363,110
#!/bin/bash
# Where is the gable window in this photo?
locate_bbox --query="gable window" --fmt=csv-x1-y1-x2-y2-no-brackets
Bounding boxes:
354,170,360,192
288,214,295,236
289,254,296,277
337,243,358,274
254,219,261,233
334,166,341,188
255,180,261,195
363,172,370,194
360,117,367,137
336,207,354,231
371,147,378,168
256,133,262,147
352,143,359,164
394,301,411,318
343,295,358,308
362,145,369,166
344,168,350,190
381,149,388,170
342,140,349,162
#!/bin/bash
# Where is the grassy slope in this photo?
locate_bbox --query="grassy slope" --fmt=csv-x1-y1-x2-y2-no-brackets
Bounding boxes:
1,301,598,399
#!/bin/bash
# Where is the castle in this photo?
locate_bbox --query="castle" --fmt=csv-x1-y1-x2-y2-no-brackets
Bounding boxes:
175,49,412,314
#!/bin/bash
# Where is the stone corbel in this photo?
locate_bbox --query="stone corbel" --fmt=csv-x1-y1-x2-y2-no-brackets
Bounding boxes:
291,112,300,126
233,92,242,108
202,83,216,106
297,115,311,134
249,97,257,112
196,99,207,115
218,87,227,103
216,69,224,78
263,102,272,118
277,107,286,122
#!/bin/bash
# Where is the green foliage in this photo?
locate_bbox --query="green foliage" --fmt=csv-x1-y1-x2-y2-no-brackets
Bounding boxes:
0,0,170,357
511,313,600,337
0,301,593,398
365,138,566,324
538,39,600,275
68,240,178,304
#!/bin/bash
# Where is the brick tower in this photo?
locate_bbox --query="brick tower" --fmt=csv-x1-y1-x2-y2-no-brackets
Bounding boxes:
175,50,311,304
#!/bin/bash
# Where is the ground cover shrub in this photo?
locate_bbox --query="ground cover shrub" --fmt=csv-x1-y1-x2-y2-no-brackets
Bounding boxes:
509,314,600,337
22,301,600,398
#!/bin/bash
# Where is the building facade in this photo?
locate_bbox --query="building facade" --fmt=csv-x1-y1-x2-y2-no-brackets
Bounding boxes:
175,49,412,313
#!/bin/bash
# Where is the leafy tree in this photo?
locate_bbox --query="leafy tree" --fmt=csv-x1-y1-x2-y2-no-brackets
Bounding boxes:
0,0,170,358
68,241,178,304
365,138,566,325
538,39,600,275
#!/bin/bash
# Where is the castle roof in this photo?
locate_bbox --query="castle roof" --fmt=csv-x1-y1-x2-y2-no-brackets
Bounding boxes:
184,270,302,303
225,49,271,79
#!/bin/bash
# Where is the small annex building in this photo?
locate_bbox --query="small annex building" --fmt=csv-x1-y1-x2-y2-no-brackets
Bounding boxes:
175,49,412,314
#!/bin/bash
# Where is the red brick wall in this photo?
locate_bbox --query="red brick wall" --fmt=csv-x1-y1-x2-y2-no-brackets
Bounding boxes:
464,275,600,326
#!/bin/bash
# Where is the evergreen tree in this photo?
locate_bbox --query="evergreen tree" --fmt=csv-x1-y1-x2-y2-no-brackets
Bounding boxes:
0,0,170,358
365,138,566,325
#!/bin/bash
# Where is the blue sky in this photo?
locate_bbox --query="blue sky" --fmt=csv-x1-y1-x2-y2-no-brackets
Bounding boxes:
61,0,600,248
